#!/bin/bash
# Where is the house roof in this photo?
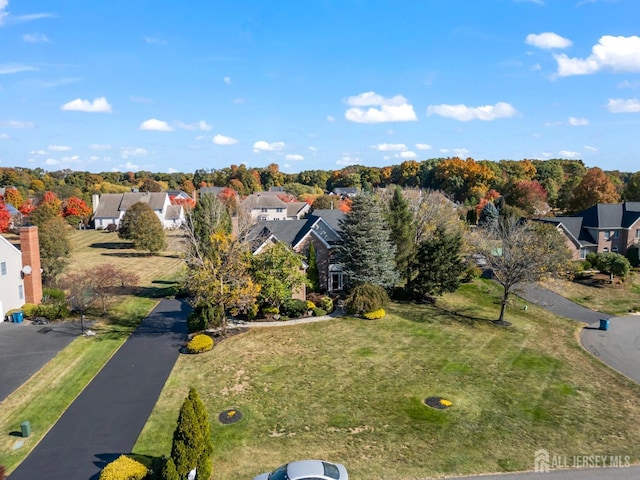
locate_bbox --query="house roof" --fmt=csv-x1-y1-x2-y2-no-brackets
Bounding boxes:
286,201,310,217
94,192,168,218
165,204,183,220
241,192,287,209
309,209,344,233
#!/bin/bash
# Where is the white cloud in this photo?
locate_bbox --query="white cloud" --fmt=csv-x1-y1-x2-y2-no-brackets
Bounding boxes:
30,149,46,155
398,151,416,159
48,144,72,151
176,120,212,131
554,35,640,77
559,150,580,158
584,145,598,152
253,140,285,152
568,116,589,126
144,37,167,45
61,97,112,113
285,154,304,161
0,63,36,74
0,0,7,25
526,32,572,49
454,148,470,157
6,13,55,25
440,148,449,153
607,98,640,113
345,91,418,123
139,118,173,131
224,76,231,85
326,115,335,122
213,134,239,145
45,158,60,166
372,143,407,152
23,32,49,43
121,147,149,158
618,79,640,89
3,120,34,128
90,143,112,150
427,101,517,121
416,143,432,150
0,133,8,140
336,155,361,166
308,146,318,152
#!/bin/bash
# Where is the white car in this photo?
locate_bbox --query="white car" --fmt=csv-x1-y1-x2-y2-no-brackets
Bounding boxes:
253,460,348,480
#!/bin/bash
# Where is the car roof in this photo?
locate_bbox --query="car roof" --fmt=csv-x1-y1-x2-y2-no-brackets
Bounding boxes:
287,460,341,480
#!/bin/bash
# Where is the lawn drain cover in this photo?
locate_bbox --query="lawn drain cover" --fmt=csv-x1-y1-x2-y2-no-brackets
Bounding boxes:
218,408,243,424
424,396,453,409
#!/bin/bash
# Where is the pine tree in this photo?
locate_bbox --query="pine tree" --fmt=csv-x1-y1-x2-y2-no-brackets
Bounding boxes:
413,228,465,299
307,242,320,292
338,194,398,289
385,186,414,292
163,387,213,480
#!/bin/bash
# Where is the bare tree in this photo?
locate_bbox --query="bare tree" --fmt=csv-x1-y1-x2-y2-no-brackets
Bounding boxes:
469,217,572,324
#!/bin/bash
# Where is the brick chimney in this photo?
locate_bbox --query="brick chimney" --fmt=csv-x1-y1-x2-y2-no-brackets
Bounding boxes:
19,226,43,305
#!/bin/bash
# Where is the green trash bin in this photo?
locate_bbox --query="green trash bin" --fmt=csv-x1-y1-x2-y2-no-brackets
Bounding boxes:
21,421,31,437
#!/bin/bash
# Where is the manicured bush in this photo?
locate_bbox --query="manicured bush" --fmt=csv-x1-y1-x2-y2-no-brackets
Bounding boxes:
21,303,39,318
261,306,280,318
99,455,147,480
363,308,386,320
306,300,316,310
281,298,309,318
36,302,69,320
106,223,118,233
186,334,214,354
187,304,224,332
312,307,327,317
346,283,389,315
42,287,66,303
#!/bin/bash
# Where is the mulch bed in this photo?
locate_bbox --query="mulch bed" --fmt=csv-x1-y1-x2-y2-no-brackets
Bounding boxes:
424,396,453,409
218,408,243,424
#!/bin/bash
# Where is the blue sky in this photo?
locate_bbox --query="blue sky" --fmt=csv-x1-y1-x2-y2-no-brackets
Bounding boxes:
1,0,640,174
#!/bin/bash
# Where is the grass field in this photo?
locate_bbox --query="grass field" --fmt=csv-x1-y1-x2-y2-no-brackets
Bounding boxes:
134,279,640,479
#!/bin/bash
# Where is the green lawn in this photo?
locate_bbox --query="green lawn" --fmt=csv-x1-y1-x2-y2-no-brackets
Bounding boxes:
135,279,640,479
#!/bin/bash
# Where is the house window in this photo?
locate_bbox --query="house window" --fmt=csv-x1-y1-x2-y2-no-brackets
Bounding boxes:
0,262,6,276
328,264,344,291
603,231,610,240
579,248,587,260
613,230,620,239
612,246,619,253
19,285,24,300
260,208,268,213
636,229,640,239
276,208,284,213
603,247,609,253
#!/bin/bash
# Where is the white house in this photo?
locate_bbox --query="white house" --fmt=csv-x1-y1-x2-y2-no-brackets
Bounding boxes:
0,226,43,322
241,192,310,221
92,192,185,229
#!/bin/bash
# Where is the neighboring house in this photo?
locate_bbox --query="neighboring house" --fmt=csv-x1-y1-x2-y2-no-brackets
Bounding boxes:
92,192,185,229
248,209,346,293
536,202,640,260
331,187,359,199
241,192,310,221
0,226,43,322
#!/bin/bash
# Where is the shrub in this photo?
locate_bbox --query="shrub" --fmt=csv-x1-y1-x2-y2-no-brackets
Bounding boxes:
99,455,147,480
65,215,82,227
363,308,386,320
346,283,389,315
627,247,640,268
462,264,482,283
261,306,280,319
312,307,327,317
306,300,316,310
586,252,599,267
281,298,309,318
36,302,69,320
106,223,118,233
42,287,66,303
186,334,214,354
21,303,39,318
187,304,223,332
318,296,333,312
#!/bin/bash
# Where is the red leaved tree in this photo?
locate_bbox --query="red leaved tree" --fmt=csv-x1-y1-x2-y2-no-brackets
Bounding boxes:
63,196,92,218
0,201,11,233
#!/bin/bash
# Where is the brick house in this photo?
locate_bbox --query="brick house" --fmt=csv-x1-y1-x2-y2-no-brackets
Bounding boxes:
536,202,640,260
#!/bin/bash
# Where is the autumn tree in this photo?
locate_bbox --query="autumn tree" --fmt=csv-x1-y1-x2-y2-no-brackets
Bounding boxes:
434,157,497,203
162,387,213,480
3,187,24,209
506,180,548,215
470,218,572,324
39,217,72,285
569,167,620,212
90,264,140,314
251,242,307,310
0,200,11,233
338,194,398,289
29,202,59,227
62,196,93,225
118,202,166,254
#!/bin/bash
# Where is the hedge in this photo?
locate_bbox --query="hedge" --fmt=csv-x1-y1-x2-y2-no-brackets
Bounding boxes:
186,334,214,354
99,455,147,480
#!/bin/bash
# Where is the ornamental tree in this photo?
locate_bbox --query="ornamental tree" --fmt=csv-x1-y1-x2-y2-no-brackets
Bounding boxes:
0,201,10,233
596,252,631,283
63,196,92,219
118,202,166,254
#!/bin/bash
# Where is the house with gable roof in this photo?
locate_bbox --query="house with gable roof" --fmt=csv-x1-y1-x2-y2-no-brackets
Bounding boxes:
92,192,185,230
241,191,310,221
536,202,640,260
248,209,346,293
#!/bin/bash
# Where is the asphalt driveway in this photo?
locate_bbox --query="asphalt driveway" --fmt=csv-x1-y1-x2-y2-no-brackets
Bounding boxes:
7,298,189,480
0,319,82,402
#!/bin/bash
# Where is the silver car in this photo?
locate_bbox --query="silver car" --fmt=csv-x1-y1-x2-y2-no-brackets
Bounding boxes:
253,459,348,480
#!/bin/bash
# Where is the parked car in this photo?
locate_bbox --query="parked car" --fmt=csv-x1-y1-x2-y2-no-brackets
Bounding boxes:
253,460,348,480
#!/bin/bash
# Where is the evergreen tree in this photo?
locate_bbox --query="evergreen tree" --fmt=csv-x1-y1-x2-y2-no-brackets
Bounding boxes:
413,228,465,299
478,201,499,229
338,194,398,289
163,387,213,480
190,192,232,257
385,186,414,292
39,217,71,285
118,202,166,254
307,242,320,292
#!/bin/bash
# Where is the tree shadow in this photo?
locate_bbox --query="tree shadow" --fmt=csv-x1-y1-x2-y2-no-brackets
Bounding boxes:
389,301,495,327
89,241,134,250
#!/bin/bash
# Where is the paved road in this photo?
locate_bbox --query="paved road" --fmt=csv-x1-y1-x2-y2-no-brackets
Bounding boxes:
0,319,81,402
8,299,189,480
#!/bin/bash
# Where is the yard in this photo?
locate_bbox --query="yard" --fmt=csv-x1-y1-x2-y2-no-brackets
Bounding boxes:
135,279,640,479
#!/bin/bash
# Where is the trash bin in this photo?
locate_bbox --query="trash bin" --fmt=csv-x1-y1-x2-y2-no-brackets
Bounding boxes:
12,311,23,323
599,319,610,331
20,421,31,437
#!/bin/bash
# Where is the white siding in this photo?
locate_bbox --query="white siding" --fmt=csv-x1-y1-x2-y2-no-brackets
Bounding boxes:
0,236,25,321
